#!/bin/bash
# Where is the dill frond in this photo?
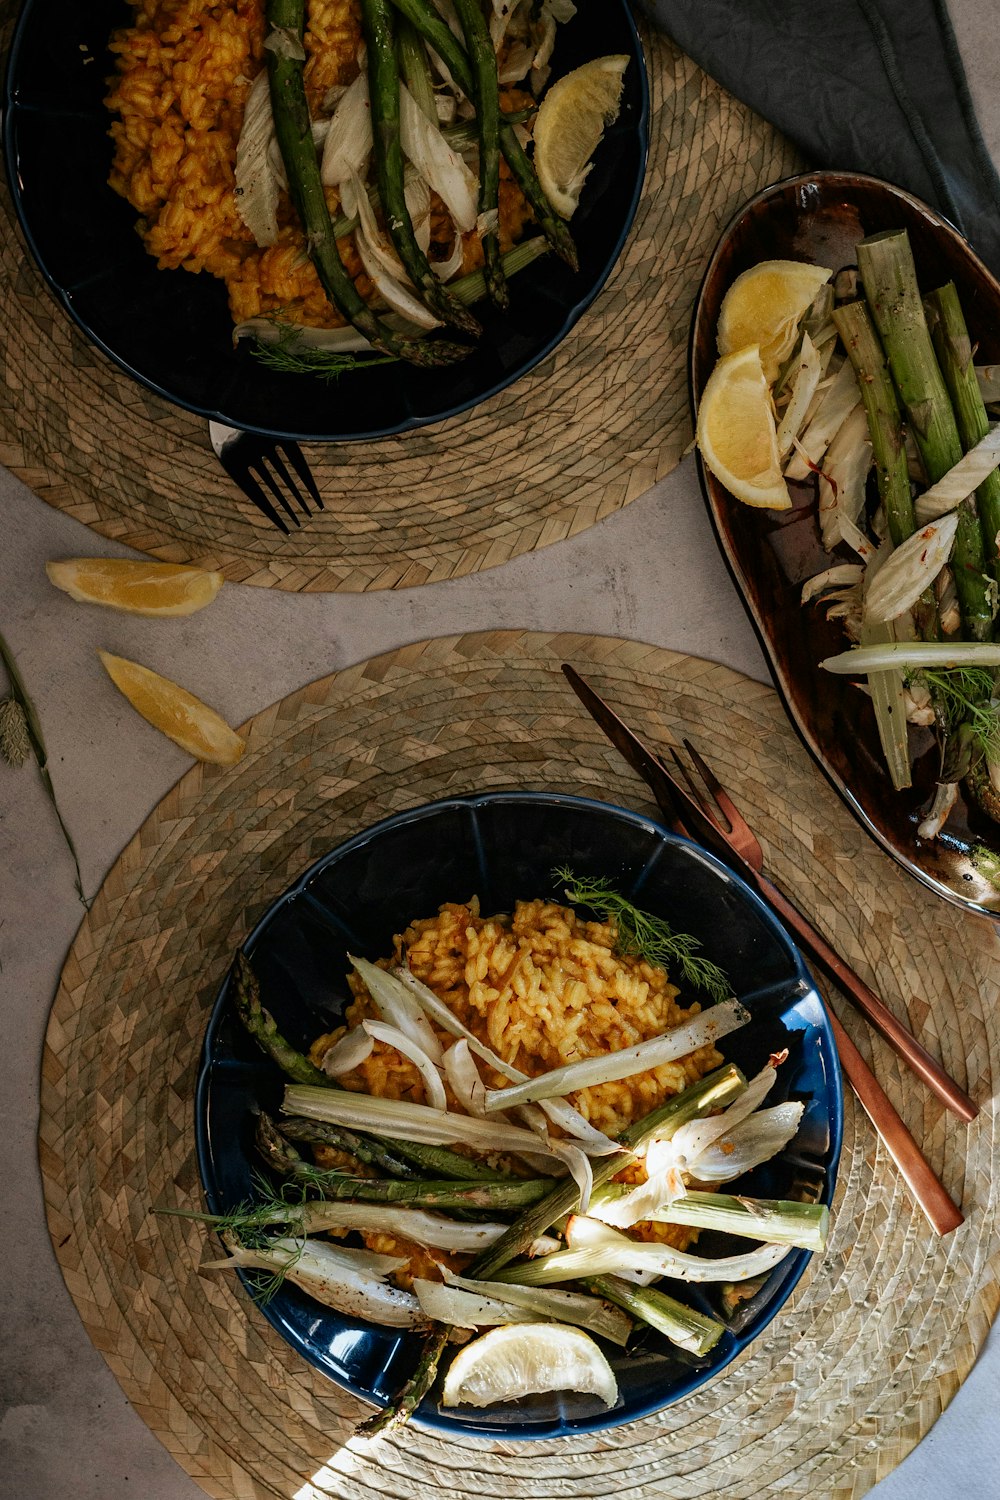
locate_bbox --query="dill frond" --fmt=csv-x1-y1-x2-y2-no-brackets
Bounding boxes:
918,667,1000,761
248,327,398,382
554,867,731,1004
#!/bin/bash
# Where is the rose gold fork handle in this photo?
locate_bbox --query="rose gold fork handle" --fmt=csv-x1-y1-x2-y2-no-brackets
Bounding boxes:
826,1006,964,1235
754,870,979,1123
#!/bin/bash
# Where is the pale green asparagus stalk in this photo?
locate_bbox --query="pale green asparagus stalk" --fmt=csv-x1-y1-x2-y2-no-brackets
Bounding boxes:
588,1275,724,1356
925,281,1000,579
857,229,991,639
832,299,916,548
465,1063,746,1279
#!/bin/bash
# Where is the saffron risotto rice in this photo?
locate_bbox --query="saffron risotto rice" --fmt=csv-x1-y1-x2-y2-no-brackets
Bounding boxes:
308,897,725,1286
105,0,534,329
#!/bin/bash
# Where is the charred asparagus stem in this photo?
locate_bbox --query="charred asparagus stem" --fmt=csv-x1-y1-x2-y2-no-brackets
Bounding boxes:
361,0,481,336
279,1113,508,1182
451,0,508,309
856,231,962,475
385,0,579,270
264,0,469,365
258,1110,424,1180
832,300,916,548
232,953,330,1086
857,229,992,639
925,281,1000,578
171,1173,551,1216
358,1326,450,1436
465,1063,746,1280
833,297,938,645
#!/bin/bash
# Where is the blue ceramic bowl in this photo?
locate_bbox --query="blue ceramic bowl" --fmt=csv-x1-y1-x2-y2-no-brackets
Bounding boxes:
3,3,649,442
195,791,843,1439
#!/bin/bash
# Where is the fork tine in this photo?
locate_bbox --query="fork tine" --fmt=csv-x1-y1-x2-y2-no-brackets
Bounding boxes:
666,747,724,831
249,453,302,527
233,469,291,535
682,738,740,833
279,441,324,510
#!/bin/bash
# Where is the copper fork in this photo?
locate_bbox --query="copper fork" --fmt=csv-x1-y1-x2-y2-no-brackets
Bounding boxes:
659,743,965,1234
668,738,977,1126
561,663,966,1235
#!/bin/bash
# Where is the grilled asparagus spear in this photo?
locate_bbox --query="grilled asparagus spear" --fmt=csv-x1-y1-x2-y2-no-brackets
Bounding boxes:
265,0,470,365
361,0,482,335
452,0,508,309
385,0,579,270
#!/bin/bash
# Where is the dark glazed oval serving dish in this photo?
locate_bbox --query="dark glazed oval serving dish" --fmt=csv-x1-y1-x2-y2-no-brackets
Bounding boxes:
2,0,648,442
195,791,842,1439
690,171,1000,918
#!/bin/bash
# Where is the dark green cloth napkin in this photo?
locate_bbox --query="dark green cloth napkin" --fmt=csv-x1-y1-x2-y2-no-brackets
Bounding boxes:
638,0,1000,276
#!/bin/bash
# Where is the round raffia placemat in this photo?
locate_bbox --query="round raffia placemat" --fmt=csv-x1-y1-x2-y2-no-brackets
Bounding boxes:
41,631,1000,1500
0,12,801,591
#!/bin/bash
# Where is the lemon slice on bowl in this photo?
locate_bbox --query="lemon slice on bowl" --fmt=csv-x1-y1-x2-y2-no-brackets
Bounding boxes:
533,55,630,219
47,559,223,617
717,260,832,381
98,651,245,765
441,1323,619,1409
696,345,792,510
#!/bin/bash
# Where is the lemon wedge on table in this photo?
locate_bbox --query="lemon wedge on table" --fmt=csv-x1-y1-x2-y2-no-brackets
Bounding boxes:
441,1323,619,1409
533,55,630,220
696,345,792,510
98,652,245,766
717,259,833,382
46,559,223,617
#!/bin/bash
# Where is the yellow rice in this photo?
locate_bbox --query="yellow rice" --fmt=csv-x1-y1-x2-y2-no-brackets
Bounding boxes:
105,0,533,329
309,898,724,1282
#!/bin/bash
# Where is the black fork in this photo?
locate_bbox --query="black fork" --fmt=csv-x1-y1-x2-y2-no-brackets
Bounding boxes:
209,421,323,534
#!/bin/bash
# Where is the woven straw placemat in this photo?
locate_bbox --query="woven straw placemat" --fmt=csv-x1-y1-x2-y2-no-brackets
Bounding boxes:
0,12,801,591
41,631,1000,1499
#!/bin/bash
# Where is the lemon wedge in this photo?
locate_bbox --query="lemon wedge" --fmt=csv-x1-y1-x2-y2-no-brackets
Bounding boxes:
717,260,832,382
47,559,223,617
533,55,629,219
441,1323,619,1409
696,345,792,510
98,652,245,765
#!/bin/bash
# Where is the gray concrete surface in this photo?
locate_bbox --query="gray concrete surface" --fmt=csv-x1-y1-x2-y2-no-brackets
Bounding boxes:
3,2,1000,1495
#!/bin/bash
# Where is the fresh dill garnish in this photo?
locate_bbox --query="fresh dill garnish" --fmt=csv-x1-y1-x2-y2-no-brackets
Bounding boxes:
157,1174,310,1302
248,328,398,382
243,1242,307,1307
917,667,1000,761
554,867,731,1004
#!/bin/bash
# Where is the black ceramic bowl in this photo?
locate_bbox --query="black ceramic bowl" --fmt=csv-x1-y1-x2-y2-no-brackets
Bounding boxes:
195,791,843,1439
3,2,649,441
